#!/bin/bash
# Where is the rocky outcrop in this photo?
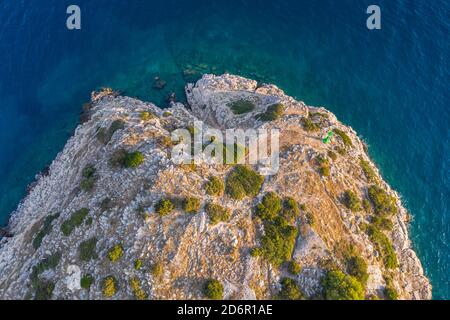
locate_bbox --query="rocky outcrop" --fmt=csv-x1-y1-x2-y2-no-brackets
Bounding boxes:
0,74,431,300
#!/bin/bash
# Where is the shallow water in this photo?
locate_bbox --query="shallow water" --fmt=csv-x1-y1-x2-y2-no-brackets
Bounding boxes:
0,0,448,298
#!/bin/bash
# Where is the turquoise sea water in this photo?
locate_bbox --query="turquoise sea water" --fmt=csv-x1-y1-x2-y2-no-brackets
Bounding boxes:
0,0,448,298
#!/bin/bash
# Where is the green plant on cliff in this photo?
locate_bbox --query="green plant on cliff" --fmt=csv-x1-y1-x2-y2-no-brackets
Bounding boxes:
80,164,97,192
108,244,124,262
333,128,353,147
255,192,282,221
155,198,175,216
130,277,147,300
282,197,301,224
80,274,94,290
301,117,320,132
204,176,224,196
97,119,126,144
32,213,60,250
110,149,144,168
342,190,362,212
203,279,224,300
364,224,398,269
345,255,369,285
61,208,89,236
229,99,255,114
182,197,201,214
360,158,377,182
205,203,231,225
368,185,398,216
277,278,303,300
225,165,264,200
78,237,98,262
322,270,365,300
256,103,284,121
102,276,117,298
288,261,302,275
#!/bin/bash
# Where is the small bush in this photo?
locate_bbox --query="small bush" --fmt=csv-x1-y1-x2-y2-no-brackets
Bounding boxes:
97,120,126,144
100,197,113,212
30,252,62,281
140,111,156,121
362,199,371,212
32,213,60,250
257,103,284,121
255,192,282,221
327,150,337,161
282,197,300,223
61,208,89,236
288,261,302,275
110,149,144,168
108,244,124,262
346,255,369,285
306,212,316,227
134,259,143,270
225,165,264,200
317,155,331,177
204,279,224,300
183,197,201,214
204,176,225,196
368,185,398,216
155,198,175,216
322,270,365,300
80,165,97,192
34,280,55,300
163,111,172,117
205,203,231,225
79,237,98,261
229,99,255,114
159,136,173,148
301,117,319,132
250,247,263,257
80,274,94,290
342,190,362,212
102,276,117,298
384,284,398,300
371,215,393,231
360,158,377,182
365,225,398,269
333,129,353,147
130,277,147,300
277,278,303,300
150,262,164,279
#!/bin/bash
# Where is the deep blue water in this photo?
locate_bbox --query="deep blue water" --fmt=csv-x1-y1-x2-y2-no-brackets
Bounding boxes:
0,0,448,298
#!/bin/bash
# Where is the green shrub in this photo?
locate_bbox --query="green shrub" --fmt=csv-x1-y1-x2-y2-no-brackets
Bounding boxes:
362,199,371,212
256,103,284,121
250,247,263,257
134,259,143,270
346,255,368,285
360,158,377,182
102,276,117,298
205,203,231,225
97,120,126,144
163,111,172,117
255,192,282,221
155,198,175,216
108,244,124,262
259,217,298,266
204,279,224,300
384,284,398,300
277,278,303,300
365,225,398,269
322,270,365,300
229,99,255,114
333,129,353,147
306,212,316,227
61,208,89,236
30,252,62,281
150,262,164,279
225,165,264,200
80,164,97,192
130,277,147,300
342,190,362,212
140,111,156,121
183,197,201,214
34,280,55,300
327,150,337,161
32,213,60,250
301,117,320,132
80,274,94,290
371,215,393,231
288,261,302,275
317,155,331,177
368,185,398,216
282,197,300,223
110,149,144,168
79,237,98,261
100,197,113,212
204,176,225,196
